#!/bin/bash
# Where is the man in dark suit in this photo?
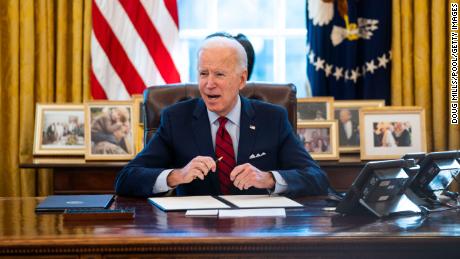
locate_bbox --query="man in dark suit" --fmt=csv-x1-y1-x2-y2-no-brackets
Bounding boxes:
338,109,359,146
115,36,329,198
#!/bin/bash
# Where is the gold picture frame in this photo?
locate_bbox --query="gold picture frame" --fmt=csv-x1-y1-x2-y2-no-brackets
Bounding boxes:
33,103,86,155
297,121,339,160
360,106,427,160
85,101,136,160
297,97,334,122
334,100,385,153
132,94,145,154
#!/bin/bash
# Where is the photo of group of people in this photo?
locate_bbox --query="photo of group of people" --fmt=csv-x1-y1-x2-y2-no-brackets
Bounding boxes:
296,98,338,160
42,112,84,148
295,99,424,160
33,105,86,155
89,106,133,156
297,97,333,121
298,128,331,153
373,121,412,147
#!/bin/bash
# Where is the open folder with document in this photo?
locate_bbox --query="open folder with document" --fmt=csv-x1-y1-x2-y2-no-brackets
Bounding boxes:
148,195,303,211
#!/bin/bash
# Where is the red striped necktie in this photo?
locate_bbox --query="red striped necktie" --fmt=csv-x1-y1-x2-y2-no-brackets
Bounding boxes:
215,117,236,195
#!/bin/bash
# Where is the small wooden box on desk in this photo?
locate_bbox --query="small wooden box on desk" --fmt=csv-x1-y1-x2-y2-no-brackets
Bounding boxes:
20,154,365,194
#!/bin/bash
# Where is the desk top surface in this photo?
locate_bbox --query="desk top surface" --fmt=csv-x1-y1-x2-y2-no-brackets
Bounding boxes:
1,196,460,243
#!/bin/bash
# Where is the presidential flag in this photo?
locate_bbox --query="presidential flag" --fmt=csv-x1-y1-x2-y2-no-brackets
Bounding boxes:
91,0,181,100
306,0,391,103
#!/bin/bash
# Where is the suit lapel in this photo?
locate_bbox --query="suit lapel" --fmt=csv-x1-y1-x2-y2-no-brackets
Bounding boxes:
237,97,256,165
192,99,219,194
192,99,215,158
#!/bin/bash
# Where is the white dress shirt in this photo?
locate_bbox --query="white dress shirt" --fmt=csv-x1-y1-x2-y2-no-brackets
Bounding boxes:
343,120,353,140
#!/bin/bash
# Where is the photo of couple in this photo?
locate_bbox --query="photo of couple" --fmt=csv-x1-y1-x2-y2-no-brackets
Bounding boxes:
373,121,412,147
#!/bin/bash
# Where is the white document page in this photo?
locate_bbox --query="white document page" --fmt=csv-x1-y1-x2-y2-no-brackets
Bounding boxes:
148,196,231,211
219,208,286,218
219,195,303,208
185,209,219,217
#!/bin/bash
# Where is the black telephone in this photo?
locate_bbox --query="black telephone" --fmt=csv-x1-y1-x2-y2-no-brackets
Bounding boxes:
336,159,420,218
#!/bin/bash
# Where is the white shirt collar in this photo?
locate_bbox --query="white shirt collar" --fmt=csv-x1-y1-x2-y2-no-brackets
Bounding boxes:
207,96,241,126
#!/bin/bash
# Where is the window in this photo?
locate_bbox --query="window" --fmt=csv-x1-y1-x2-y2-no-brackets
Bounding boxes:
177,0,309,97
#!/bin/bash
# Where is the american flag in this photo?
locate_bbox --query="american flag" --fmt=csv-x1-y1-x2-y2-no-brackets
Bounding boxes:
91,0,181,100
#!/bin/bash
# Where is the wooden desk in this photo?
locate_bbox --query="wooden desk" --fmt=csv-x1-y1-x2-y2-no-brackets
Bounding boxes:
20,155,366,194
1,196,459,258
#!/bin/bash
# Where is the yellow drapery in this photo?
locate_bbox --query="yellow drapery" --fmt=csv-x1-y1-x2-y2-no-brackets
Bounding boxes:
392,0,460,151
0,0,92,196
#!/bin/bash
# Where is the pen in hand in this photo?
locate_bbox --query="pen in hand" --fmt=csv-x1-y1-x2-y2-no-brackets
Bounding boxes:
193,156,223,180
212,156,223,173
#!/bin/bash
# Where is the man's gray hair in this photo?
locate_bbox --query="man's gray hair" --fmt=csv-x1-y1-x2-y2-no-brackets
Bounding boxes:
197,36,248,72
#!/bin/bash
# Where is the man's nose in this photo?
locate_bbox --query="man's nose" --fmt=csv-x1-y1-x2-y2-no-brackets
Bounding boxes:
205,75,216,88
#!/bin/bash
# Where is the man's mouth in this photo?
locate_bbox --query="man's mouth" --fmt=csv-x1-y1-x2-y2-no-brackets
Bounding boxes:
207,94,221,100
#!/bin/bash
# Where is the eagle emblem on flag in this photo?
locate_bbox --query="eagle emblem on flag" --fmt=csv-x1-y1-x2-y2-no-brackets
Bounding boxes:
306,0,391,103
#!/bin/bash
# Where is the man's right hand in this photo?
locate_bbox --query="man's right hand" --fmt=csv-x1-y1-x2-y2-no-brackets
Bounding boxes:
166,156,217,187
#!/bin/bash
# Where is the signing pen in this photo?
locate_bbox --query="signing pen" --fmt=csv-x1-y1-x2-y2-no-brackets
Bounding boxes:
194,157,224,180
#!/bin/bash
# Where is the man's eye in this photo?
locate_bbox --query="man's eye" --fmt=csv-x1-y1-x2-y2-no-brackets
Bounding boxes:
199,72,208,76
216,73,225,77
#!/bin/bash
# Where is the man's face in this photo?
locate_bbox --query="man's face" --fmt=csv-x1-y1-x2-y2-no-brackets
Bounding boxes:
198,46,247,116
339,109,351,123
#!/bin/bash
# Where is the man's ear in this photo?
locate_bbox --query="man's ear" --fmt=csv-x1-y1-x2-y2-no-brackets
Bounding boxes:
238,69,248,90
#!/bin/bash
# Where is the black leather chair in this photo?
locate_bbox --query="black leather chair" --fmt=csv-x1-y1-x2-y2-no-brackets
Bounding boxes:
143,82,297,144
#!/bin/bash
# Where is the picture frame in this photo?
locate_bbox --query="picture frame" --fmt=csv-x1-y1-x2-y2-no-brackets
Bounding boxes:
297,97,334,121
33,104,86,155
297,121,339,160
132,94,145,154
360,107,427,160
85,101,136,160
334,100,385,153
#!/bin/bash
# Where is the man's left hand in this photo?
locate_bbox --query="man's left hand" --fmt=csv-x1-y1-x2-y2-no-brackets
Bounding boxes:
229,163,275,190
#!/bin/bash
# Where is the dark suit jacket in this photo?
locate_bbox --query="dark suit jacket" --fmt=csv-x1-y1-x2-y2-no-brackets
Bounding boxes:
394,129,411,146
339,120,359,146
114,96,329,198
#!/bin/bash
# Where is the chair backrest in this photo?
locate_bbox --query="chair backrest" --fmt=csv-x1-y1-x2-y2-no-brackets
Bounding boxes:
143,82,297,144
